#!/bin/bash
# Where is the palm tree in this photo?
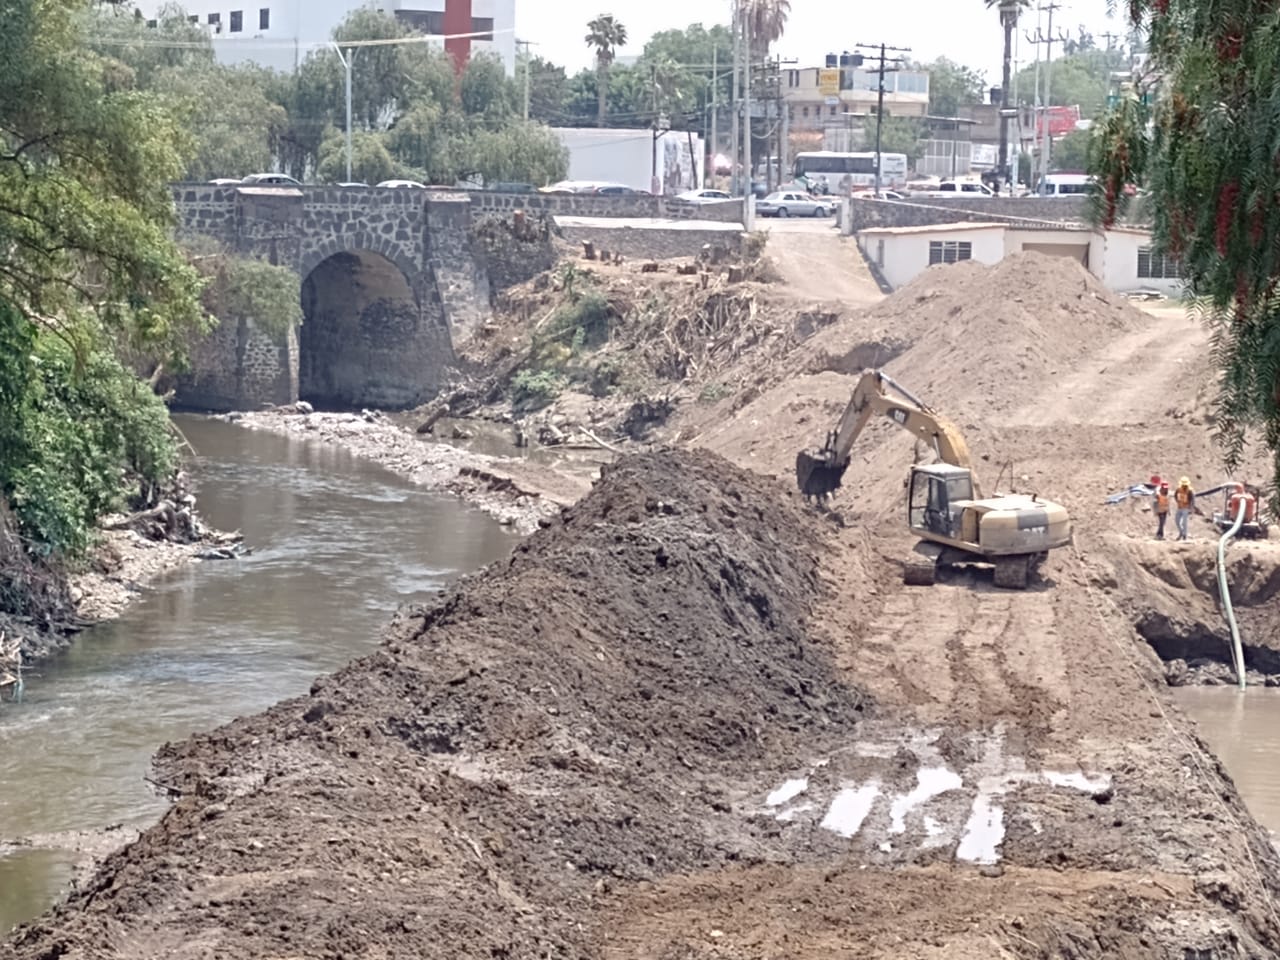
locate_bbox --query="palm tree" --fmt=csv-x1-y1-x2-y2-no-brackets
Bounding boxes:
744,0,791,59
987,0,1030,189
585,14,628,126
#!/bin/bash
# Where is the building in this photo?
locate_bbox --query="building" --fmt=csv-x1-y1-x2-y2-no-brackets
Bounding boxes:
138,0,516,75
855,221,1184,296
783,64,930,134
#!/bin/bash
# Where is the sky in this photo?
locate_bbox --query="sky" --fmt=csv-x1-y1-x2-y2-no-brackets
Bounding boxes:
514,0,1133,82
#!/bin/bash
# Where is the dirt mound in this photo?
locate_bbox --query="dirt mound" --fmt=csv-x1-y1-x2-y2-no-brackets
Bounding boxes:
799,252,1143,417
3,450,872,959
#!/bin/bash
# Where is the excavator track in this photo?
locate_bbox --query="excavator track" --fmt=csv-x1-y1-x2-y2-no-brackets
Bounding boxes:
992,554,1031,590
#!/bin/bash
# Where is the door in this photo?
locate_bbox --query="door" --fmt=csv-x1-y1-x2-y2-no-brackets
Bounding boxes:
909,470,951,538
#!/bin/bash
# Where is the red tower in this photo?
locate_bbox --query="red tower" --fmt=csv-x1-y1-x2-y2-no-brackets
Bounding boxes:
443,0,473,76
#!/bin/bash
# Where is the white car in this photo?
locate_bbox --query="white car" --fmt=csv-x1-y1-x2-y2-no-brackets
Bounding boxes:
917,179,996,198
240,173,301,186
852,190,906,201
676,189,733,204
376,179,427,189
756,190,829,218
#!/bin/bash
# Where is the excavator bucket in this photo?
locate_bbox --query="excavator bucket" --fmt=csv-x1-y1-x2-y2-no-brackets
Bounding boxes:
796,449,848,499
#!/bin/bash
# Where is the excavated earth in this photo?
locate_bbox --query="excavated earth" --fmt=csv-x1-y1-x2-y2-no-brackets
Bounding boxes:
9,252,1280,957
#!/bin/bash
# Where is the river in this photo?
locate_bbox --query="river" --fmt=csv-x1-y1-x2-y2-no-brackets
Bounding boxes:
0,416,515,934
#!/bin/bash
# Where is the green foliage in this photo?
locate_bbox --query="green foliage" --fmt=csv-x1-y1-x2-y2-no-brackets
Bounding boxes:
458,124,569,187
511,369,565,411
193,250,304,339
461,53,518,120
1049,128,1093,171
878,118,926,163
317,128,398,185
523,55,571,123
1089,0,1280,499
0,302,176,557
922,57,987,115
1011,47,1127,119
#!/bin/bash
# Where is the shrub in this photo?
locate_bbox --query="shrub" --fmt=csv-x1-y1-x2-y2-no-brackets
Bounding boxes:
511,369,564,411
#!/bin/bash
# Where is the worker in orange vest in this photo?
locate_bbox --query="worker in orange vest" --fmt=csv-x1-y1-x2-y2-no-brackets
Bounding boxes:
1153,481,1170,540
1174,476,1195,541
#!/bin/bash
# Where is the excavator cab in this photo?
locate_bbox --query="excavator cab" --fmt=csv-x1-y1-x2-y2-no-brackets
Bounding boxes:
908,465,975,542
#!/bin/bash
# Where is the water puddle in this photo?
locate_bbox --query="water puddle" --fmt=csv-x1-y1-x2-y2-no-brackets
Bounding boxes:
818,783,881,838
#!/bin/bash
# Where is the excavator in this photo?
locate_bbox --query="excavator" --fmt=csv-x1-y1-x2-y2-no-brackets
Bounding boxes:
795,369,1073,589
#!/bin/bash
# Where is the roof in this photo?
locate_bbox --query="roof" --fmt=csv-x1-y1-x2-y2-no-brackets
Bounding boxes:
856,222,1009,236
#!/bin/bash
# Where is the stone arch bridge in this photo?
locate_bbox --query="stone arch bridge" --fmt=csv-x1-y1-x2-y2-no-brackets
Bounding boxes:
172,184,507,411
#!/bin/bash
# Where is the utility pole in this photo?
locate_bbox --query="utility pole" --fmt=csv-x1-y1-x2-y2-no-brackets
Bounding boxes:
1009,27,1020,187
1100,30,1120,51
743,6,753,200
516,39,532,120
779,61,790,186
1025,3,1066,194
854,41,910,196
710,45,718,182
730,0,741,195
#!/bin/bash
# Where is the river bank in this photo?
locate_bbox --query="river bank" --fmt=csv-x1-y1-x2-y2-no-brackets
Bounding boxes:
3,508,240,670
230,408,593,535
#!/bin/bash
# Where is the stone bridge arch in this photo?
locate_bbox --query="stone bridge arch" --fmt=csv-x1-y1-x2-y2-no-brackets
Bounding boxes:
298,238,451,410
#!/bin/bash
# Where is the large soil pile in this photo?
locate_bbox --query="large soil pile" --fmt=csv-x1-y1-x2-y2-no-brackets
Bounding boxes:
4,450,871,959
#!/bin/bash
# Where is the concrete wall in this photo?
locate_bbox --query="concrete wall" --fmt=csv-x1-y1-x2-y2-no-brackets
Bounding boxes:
844,196,1093,232
1102,230,1187,296
859,227,1006,289
557,224,743,262
469,190,745,223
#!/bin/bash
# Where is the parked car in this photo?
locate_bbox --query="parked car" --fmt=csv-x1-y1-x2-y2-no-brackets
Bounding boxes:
336,181,369,187
594,183,648,195
487,181,536,193
240,173,301,186
852,190,906,201
916,178,996,199
756,190,830,218
676,189,733,204
208,177,241,186
376,179,427,189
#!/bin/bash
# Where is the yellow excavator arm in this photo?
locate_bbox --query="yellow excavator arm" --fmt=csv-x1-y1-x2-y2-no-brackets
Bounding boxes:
796,369,981,499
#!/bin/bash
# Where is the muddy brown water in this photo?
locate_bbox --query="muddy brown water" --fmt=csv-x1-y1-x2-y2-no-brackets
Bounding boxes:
1178,688,1280,838
0,416,515,934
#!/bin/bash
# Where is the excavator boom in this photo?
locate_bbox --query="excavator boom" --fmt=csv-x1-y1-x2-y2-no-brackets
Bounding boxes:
796,369,978,499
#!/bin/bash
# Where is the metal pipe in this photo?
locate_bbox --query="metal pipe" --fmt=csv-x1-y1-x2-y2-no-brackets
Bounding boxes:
1217,496,1249,690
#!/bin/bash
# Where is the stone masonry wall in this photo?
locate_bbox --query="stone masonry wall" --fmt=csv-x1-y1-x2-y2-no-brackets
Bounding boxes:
174,316,294,412
844,196,1092,232
557,225,743,261
468,190,745,224
473,213,559,299
425,194,491,348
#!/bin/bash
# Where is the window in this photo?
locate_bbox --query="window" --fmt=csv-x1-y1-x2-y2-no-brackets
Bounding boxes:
1137,245,1183,279
929,240,973,265
188,14,197,22
229,10,242,32
471,16,494,40
146,18,157,28
396,9,446,34
829,105,838,116
802,106,810,117
207,11,220,33
787,69,800,88
259,7,269,29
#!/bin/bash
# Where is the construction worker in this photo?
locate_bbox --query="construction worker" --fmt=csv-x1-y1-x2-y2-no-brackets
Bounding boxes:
1154,481,1170,540
1174,476,1195,541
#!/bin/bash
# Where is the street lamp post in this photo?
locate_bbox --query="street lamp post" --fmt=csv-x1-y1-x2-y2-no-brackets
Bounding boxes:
331,43,358,182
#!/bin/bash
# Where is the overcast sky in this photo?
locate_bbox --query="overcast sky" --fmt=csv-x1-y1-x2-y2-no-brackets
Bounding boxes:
514,0,1134,81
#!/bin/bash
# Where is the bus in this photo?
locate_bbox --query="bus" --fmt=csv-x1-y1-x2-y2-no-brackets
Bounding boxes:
793,151,909,192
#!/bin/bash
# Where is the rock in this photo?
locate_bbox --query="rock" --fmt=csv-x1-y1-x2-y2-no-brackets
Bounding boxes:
293,400,314,415
1265,675,1280,688
1164,659,1190,687
450,425,474,440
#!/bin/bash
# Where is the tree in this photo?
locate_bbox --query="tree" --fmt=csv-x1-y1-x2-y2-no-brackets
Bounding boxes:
460,52,518,122
922,57,986,115
877,118,925,164
316,128,397,185
1090,0,1280,497
1011,47,1125,120
985,0,1031,185
524,55,570,124
1048,128,1091,171
0,0,206,557
639,23,733,136
585,14,628,126
743,0,790,57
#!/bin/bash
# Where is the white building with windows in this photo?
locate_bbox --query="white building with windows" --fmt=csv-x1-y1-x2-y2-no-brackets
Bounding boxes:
138,0,516,74
855,221,1185,297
